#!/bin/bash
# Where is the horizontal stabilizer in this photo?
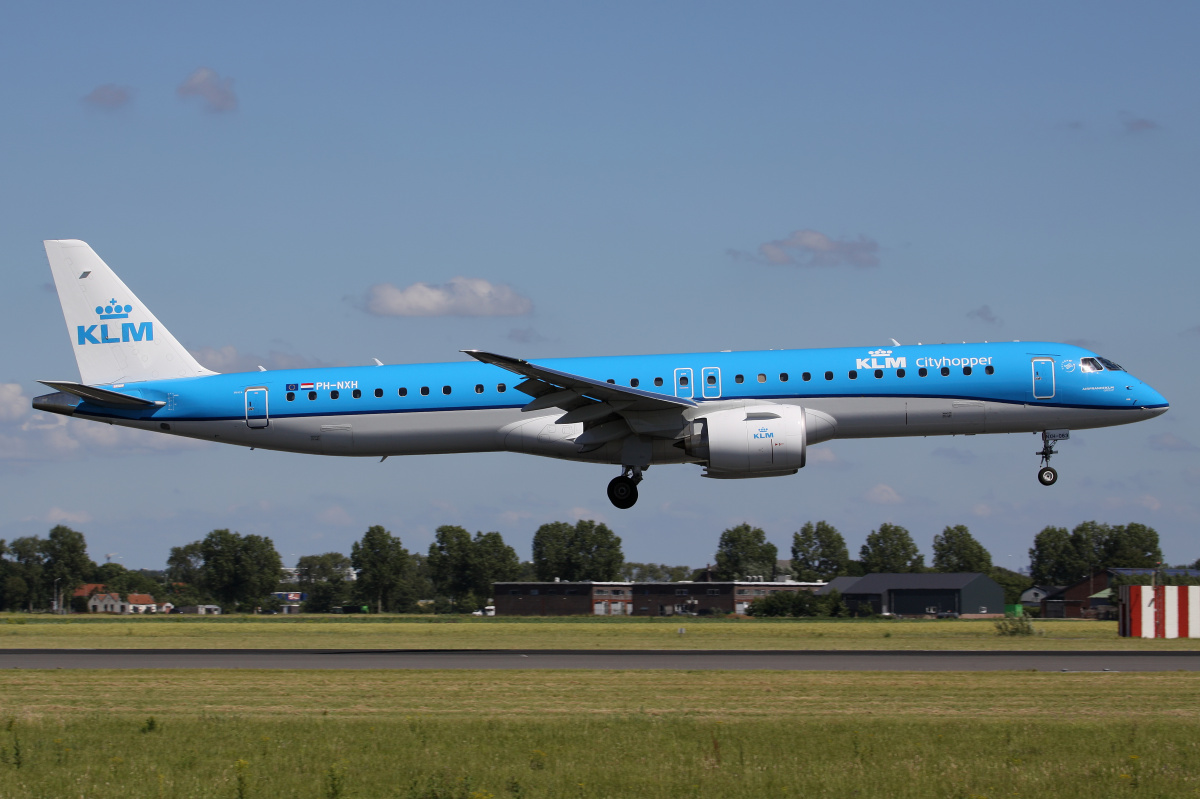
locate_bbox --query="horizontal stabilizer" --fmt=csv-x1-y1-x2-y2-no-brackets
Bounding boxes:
38,380,164,409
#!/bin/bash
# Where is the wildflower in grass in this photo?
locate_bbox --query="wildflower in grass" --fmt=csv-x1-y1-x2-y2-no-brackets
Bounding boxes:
529,749,547,770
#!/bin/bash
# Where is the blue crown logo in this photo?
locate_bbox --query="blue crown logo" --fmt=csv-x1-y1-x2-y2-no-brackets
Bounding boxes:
95,299,132,320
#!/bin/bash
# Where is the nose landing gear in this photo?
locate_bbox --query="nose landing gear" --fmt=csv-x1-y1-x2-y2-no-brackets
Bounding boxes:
1036,429,1069,486
607,466,643,509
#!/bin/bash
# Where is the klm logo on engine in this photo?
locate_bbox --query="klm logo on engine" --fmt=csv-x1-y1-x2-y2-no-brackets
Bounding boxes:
76,299,153,345
752,426,774,440
856,348,906,370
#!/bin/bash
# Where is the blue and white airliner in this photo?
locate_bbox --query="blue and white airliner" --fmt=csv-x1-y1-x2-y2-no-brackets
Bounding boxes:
34,240,1169,508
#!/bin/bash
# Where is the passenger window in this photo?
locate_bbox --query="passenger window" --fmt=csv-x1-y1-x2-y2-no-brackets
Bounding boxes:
779,373,788,382
308,391,317,400
653,377,663,387
475,384,484,394
985,365,994,375
679,375,688,386
375,388,383,398
897,369,906,378
963,366,972,376
940,367,950,376
286,392,295,402
849,370,857,380
824,371,833,380
607,379,615,384
631,378,640,387
735,375,744,384
442,386,451,395
802,372,811,382
706,375,716,385
918,368,928,377
757,374,766,383
420,387,430,396
398,387,408,397
330,390,340,399
874,369,883,378
497,383,506,393
353,389,361,399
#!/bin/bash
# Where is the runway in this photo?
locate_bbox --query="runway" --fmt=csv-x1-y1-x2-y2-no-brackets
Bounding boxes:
0,649,1196,671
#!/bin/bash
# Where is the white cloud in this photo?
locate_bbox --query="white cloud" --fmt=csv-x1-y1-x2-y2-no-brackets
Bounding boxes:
177,68,238,113
365,278,533,317
0,384,28,422
1135,494,1162,512
188,345,329,374
971,503,993,517
807,447,838,464
728,229,880,268
45,507,93,525
82,84,132,110
865,483,903,505
0,410,206,463
317,505,355,527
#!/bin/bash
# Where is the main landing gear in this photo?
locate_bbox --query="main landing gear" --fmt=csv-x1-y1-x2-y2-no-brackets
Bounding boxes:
607,466,643,509
1036,429,1069,486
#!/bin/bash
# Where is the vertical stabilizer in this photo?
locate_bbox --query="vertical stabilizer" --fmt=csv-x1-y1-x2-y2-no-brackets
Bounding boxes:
43,240,216,385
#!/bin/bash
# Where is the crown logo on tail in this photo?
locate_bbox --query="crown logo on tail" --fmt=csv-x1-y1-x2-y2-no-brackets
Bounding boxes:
96,299,131,320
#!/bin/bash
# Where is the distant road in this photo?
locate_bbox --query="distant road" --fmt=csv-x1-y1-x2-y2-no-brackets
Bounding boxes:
1,649,1197,671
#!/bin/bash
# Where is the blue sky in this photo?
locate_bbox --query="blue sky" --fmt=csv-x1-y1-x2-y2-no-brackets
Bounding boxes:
2,2,1197,573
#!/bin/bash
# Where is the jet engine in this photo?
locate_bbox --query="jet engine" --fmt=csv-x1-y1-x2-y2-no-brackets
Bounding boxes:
682,405,836,479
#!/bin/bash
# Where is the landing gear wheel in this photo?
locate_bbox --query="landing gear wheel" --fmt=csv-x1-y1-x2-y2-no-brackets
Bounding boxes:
607,476,639,509
1037,466,1058,486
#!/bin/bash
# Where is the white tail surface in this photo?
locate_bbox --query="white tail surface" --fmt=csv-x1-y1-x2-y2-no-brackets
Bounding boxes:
43,240,216,385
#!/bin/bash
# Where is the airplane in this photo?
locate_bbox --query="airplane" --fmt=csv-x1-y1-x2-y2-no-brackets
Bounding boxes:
33,240,1170,509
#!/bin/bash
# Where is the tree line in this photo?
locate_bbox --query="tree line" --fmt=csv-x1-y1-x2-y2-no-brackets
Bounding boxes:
0,517,1181,613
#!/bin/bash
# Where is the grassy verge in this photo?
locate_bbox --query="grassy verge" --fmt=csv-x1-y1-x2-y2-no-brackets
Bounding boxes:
2,614,1197,650
1,670,1197,798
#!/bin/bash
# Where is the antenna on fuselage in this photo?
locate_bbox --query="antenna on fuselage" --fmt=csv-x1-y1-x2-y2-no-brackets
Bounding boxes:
890,338,901,346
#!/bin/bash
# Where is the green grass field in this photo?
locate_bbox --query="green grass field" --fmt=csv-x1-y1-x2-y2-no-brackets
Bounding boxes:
2,614,1198,650
1,670,1197,798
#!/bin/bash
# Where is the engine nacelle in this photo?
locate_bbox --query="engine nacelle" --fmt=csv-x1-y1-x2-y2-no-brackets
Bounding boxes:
684,404,824,479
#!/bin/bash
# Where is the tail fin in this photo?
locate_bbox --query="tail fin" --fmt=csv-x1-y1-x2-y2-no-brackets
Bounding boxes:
43,240,216,385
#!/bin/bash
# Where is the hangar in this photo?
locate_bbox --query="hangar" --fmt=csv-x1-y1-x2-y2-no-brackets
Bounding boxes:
817,573,1004,618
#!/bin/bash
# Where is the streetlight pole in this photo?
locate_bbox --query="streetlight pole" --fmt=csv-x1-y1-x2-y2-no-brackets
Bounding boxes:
53,577,61,615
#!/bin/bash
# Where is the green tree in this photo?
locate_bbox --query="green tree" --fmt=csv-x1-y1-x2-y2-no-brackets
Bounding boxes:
859,523,924,573
1098,522,1161,568
427,525,476,603
989,565,1033,605
531,520,623,582
746,590,820,617
791,521,849,581
8,537,45,611
41,525,94,610
931,525,992,573
196,529,284,610
1029,525,1074,585
351,525,410,613
469,531,521,600
165,541,205,589
714,524,778,580
622,562,693,582
296,552,353,588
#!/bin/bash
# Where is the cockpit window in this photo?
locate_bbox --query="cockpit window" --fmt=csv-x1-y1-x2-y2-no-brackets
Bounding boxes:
1097,357,1125,372
1080,357,1103,373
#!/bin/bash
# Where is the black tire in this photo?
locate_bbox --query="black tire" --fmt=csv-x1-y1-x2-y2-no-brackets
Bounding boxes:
1037,466,1058,486
607,476,639,509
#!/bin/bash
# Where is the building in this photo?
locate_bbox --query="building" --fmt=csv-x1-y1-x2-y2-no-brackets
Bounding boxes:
87,592,162,614
816,573,1004,618
493,580,824,616
1020,585,1059,610
1042,568,1200,619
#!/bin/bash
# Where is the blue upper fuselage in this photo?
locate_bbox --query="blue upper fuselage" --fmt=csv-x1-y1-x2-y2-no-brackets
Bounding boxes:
76,341,1168,424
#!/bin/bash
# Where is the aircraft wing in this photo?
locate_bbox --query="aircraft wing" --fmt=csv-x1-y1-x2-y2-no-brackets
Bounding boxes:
461,350,696,414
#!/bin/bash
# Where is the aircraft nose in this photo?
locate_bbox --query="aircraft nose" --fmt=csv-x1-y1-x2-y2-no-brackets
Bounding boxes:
1140,384,1169,416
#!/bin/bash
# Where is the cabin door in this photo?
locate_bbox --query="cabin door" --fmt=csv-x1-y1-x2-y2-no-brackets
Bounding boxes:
245,388,269,428
1032,358,1055,399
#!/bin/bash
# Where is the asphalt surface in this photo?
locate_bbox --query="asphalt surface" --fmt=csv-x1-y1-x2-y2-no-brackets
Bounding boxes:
0,649,1196,671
